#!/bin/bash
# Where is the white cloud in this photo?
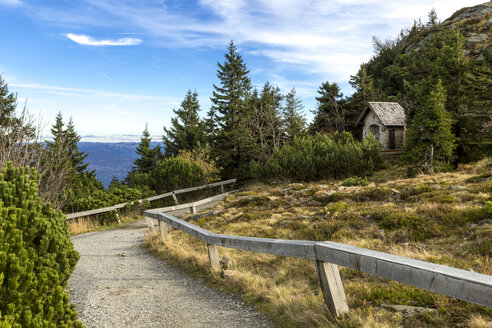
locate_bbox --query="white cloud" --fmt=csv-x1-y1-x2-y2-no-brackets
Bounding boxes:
10,82,177,102
65,33,142,46
0,0,22,6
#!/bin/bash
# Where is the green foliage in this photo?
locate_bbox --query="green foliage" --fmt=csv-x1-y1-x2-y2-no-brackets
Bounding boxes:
251,132,383,181
310,81,345,134
0,76,18,127
152,156,204,194
485,201,492,215
62,172,153,222
403,80,456,171
132,124,161,175
210,41,257,179
342,176,369,186
282,88,306,142
358,26,491,162
163,90,206,157
0,163,81,327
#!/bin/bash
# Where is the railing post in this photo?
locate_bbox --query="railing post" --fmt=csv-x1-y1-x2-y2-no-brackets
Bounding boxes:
159,220,171,242
207,244,220,270
220,183,224,194
315,260,349,317
145,217,157,234
172,192,179,205
190,205,196,214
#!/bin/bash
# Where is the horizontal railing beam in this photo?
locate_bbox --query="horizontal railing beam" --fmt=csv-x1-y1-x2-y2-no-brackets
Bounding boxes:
65,179,236,220
144,209,492,309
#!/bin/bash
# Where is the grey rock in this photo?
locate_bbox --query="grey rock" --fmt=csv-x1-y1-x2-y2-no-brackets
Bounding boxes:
220,256,232,270
380,304,437,316
450,185,466,190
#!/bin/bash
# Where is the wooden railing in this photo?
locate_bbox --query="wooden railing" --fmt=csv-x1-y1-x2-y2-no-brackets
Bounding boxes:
145,203,492,317
65,179,236,220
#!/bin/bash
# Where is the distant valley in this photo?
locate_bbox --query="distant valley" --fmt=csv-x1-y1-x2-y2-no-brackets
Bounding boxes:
78,142,162,187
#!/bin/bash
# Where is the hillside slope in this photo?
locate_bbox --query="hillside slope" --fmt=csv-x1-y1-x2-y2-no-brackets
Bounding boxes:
404,1,491,58
147,160,492,328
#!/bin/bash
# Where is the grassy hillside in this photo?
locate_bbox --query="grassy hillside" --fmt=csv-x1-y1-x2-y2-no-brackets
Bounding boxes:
145,159,492,328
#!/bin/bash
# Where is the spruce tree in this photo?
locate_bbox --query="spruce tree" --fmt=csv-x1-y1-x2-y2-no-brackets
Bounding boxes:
210,41,256,178
310,81,345,134
404,80,456,171
163,90,205,157
0,75,17,127
282,88,306,142
133,124,161,174
248,82,283,161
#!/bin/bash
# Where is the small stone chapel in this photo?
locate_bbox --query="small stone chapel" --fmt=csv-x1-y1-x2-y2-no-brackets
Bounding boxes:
355,102,407,150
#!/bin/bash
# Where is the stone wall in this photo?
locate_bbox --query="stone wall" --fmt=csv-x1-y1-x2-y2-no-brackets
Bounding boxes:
362,110,405,150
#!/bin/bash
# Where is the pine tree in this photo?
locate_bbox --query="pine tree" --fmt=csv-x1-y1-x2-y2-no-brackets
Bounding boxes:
210,41,256,178
404,80,456,171
248,82,284,162
0,75,17,127
163,90,206,157
282,88,306,142
0,163,81,327
134,124,161,174
347,64,377,136
65,118,92,175
310,81,345,134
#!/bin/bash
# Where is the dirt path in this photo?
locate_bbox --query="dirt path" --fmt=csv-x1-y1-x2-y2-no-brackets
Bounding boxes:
68,209,273,327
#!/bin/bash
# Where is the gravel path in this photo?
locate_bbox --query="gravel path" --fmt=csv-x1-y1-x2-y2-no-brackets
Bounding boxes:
68,218,274,327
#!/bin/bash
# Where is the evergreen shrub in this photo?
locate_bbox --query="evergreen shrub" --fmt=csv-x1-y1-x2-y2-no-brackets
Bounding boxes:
251,132,383,181
0,163,81,327
152,156,204,193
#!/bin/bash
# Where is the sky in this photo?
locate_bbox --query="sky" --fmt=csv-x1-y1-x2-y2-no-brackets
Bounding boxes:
0,0,485,142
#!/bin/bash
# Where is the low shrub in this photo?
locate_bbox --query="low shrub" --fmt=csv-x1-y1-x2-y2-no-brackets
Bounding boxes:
251,132,383,181
0,163,81,327
342,176,369,186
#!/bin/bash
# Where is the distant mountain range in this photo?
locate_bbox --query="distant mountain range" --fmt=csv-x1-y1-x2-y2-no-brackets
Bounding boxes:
78,142,162,187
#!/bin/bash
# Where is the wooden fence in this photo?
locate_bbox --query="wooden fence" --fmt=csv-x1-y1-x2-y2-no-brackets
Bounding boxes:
65,179,236,220
145,204,492,317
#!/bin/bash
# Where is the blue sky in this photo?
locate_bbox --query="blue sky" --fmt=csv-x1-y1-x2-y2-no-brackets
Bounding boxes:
0,0,484,142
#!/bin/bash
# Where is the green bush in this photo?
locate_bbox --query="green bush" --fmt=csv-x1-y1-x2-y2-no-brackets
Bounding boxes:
485,201,492,214
152,156,204,193
0,163,81,327
251,132,383,181
342,176,369,186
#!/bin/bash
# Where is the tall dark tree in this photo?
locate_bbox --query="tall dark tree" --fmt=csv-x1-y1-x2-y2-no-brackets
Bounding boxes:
210,41,256,178
163,89,205,157
248,82,284,162
0,75,17,126
133,124,161,174
282,88,306,142
403,80,456,171
310,81,345,134
347,64,377,137
65,118,92,175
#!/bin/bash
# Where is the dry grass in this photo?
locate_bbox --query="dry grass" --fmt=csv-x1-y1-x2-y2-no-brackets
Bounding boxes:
144,158,492,327
68,214,142,236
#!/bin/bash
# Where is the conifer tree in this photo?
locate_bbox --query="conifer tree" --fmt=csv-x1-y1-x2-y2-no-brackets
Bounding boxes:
404,80,456,171
248,82,284,161
133,124,161,174
65,118,91,175
210,41,256,177
163,89,205,157
282,88,306,142
0,75,17,127
310,81,345,134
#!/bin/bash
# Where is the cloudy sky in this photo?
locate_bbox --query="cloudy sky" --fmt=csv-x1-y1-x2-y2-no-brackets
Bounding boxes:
0,0,484,141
